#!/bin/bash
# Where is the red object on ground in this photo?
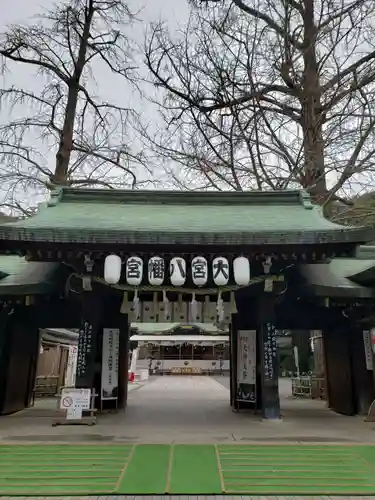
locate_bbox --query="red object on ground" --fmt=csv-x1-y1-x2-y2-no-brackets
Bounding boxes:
128,371,135,383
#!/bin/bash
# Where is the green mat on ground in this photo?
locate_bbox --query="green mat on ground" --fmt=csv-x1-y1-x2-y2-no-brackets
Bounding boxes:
217,444,375,495
1,443,375,495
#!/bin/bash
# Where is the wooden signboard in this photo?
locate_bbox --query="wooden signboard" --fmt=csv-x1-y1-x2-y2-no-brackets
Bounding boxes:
75,321,95,388
236,330,257,407
262,322,278,383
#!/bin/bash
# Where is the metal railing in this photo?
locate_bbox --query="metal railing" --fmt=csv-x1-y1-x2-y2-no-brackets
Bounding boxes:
291,375,326,399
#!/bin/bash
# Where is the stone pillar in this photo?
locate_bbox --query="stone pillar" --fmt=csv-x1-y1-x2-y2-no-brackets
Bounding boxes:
75,292,102,389
258,292,281,420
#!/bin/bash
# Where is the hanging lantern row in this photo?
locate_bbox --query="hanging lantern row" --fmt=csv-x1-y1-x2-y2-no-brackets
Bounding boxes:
104,255,251,287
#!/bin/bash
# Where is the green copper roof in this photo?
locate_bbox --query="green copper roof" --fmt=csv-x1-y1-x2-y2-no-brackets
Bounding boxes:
300,261,375,298
0,256,68,295
0,187,372,246
356,243,375,259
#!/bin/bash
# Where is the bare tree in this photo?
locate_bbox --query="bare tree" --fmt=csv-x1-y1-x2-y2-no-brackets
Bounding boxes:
144,0,375,204
0,0,147,215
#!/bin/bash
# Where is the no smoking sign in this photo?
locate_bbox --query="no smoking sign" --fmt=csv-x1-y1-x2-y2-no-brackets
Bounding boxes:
61,396,73,408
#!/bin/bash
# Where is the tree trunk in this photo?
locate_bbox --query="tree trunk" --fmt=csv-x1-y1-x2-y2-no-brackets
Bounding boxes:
52,2,94,185
300,0,327,203
53,85,80,185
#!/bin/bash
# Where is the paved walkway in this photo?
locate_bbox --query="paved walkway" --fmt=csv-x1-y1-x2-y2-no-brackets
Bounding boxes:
1,378,375,499
0,376,374,443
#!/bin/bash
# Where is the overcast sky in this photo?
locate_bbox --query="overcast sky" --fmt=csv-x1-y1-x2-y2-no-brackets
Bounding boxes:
0,0,190,119
0,0,190,209
1,0,189,34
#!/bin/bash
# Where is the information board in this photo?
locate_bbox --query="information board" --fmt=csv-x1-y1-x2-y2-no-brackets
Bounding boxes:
262,322,278,382
76,320,94,387
60,388,91,411
101,328,120,400
237,330,256,403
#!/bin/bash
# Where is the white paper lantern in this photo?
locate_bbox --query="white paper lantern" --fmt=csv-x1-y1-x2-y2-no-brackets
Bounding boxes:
126,256,143,286
148,256,165,285
191,256,208,286
212,256,229,286
104,254,122,284
233,256,250,286
169,257,186,286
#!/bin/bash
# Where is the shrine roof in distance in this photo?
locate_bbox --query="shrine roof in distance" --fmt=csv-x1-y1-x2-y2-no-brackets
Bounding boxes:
0,187,373,248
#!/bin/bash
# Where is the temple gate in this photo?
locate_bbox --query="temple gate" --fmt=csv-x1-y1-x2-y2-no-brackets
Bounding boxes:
0,187,373,418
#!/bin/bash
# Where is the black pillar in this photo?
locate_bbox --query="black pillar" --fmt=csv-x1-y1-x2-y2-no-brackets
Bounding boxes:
258,292,280,420
323,325,355,415
0,304,12,414
0,304,40,415
76,292,102,389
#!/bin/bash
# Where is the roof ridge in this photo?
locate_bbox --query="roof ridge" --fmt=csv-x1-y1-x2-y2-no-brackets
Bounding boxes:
54,186,313,206
47,186,65,207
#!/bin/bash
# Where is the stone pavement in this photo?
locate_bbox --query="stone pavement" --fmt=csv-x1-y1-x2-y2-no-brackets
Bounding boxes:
0,376,374,443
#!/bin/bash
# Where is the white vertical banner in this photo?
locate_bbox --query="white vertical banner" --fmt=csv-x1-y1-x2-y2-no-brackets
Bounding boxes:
363,331,373,371
293,346,300,378
101,328,120,400
65,345,78,387
237,330,256,385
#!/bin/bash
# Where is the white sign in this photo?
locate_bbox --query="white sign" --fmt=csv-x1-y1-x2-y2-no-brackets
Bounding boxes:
65,346,78,387
363,331,373,371
60,388,91,410
293,345,300,378
101,328,119,400
237,330,256,385
66,407,82,420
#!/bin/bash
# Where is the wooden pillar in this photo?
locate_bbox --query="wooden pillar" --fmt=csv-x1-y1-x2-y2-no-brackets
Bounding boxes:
0,304,40,415
323,326,355,415
75,292,102,389
24,305,41,408
0,304,12,414
312,331,325,377
258,292,280,420
371,329,375,399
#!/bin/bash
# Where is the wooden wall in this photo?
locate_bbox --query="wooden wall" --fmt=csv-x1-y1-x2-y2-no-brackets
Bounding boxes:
0,305,40,414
